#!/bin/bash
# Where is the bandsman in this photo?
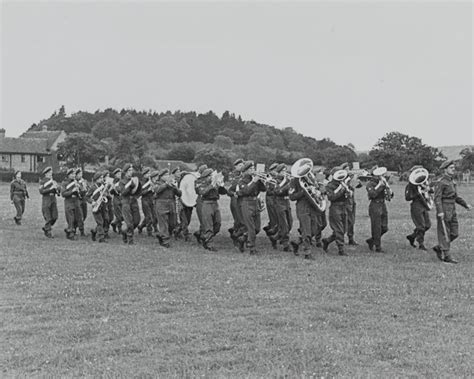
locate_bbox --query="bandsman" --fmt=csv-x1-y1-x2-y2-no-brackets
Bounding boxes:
193,164,208,244
10,170,29,225
270,164,293,251
118,163,142,245
61,168,81,240
340,163,362,246
432,160,471,263
110,168,123,233
262,162,279,241
86,171,109,243
38,166,58,238
236,161,266,255
172,166,191,240
102,170,114,238
75,169,88,233
227,158,245,244
138,167,156,236
154,168,182,248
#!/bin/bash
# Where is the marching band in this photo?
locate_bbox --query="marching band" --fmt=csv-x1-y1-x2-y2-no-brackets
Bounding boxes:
9,158,472,264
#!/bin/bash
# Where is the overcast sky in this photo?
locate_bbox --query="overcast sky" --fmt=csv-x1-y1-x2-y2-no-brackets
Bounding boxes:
1,1,472,150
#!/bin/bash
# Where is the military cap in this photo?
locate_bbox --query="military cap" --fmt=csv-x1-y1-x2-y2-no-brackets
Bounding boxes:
198,164,208,174
123,163,133,172
158,168,169,178
142,167,151,176
42,166,52,175
440,160,455,170
66,168,75,176
14,170,21,177
150,170,160,178
171,167,180,174
275,163,287,173
112,168,122,176
93,171,103,181
200,168,213,179
268,163,279,171
233,158,244,166
75,168,82,175
242,160,255,172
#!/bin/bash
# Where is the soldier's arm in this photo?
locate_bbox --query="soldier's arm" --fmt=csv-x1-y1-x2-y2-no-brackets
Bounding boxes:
61,182,75,198
433,181,445,215
455,195,469,209
326,183,345,202
405,184,417,201
154,182,168,195
366,182,384,199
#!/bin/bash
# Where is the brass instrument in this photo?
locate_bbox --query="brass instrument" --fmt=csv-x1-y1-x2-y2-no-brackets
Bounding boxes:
42,178,59,195
211,171,225,187
291,158,327,212
373,167,393,201
254,172,277,185
92,183,111,213
409,167,433,209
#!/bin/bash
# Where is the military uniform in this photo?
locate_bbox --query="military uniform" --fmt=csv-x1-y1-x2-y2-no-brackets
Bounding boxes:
193,165,208,242
119,165,142,244
345,178,361,245
271,167,293,251
38,167,58,237
263,163,279,238
10,174,29,225
323,179,349,255
433,172,469,262
86,173,109,242
61,171,81,240
110,170,123,233
176,172,193,240
227,169,245,242
139,168,155,236
366,177,389,252
405,182,431,249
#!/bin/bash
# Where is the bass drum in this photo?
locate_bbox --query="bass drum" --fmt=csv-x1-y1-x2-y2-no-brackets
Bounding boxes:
179,172,199,207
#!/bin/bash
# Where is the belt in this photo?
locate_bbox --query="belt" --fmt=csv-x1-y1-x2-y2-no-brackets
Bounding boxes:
371,199,385,204
242,196,257,201
202,199,218,203
277,196,289,200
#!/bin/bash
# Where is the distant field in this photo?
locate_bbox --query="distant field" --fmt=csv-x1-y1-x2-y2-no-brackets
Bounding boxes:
1,182,473,377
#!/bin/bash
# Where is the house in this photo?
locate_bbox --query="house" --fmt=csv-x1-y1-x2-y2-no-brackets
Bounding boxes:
0,127,66,173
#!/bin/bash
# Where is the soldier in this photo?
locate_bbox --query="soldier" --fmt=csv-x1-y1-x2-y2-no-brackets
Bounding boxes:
405,165,432,251
118,163,142,245
110,168,123,233
86,171,109,243
172,166,191,240
75,168,88,228
227,158,245,244
262,162,279,240
154,168,181,248
340,163,362,246
322,167,351,256
432,160,471,263
236,161,266,255
270,164,293,251
138,167,155,237
193,164,208,244
38,166,59,238
61,168,81,240
195,168,227,251
365,166,393,253
102,170,114,239
10,170,29,225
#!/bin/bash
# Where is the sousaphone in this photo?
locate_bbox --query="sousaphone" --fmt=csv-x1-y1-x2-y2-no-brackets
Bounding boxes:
408,167,433,209
291,158,327,212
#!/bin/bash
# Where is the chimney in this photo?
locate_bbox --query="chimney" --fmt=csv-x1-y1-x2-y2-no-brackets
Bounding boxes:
0,128,5,138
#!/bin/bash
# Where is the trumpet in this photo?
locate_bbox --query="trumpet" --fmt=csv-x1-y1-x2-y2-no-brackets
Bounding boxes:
254,172,277,185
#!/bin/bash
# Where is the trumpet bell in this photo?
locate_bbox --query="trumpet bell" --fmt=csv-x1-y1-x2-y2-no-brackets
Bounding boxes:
409,167,429,185
333,169,348,182
291,158,313,178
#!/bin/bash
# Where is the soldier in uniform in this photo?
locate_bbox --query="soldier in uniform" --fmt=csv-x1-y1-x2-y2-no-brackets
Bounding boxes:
262,163,279,241
236,161,266,255
118,163,142,245
75,169,88,236
432,160,471,263
193,164,208,244
322,167,350,256
61,168,81,240
138,167,155,236
405,165,432,251
227,158,245,244
365,166,392,253
270,164,293,251
38,166,59,238
86,171,109,243
102,170,114,239
10,170,29,225
154,168,182,248
195,168,227,251
171,167,191,240
110,168,123,233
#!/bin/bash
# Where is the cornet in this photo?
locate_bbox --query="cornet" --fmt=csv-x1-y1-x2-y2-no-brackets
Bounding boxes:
254,172,277,185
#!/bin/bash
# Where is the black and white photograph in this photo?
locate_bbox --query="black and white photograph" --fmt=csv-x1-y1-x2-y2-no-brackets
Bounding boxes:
1,0,472,377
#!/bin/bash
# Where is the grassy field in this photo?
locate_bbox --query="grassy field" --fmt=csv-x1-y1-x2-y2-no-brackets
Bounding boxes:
1,182,473,377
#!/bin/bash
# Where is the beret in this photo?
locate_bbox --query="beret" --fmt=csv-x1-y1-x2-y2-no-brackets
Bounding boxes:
198,164,208,174
14,170,21,177
158,168,169,178
200,168,213,179
150,170,160,178
233,158,244,166
66,168,75,176
93,171,103,181
123,163,133,172
42,166,52,175
242,160,254,172
275,163,287,173
142,167,151,176
440,160,455,170
268,163,279,171
171,167,180,174
112,168,122,176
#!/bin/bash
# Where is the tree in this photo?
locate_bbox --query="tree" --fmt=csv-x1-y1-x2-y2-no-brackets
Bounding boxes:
214,135,234,150
114,132,149,170
459,147,474,171
369,132,445,173
57,133,107,171
194,148,233,173
167,146,196,162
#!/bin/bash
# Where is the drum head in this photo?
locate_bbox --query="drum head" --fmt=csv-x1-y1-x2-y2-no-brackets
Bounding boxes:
179,172,198,207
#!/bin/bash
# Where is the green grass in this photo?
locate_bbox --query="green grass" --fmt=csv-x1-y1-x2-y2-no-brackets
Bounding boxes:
1,182,473,377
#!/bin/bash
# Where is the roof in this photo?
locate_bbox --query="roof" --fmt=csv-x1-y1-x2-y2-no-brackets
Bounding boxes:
20,130,65,150
0,137,50,155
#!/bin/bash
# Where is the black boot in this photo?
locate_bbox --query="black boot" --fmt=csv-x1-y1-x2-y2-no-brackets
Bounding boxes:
322,238,330,252
443,254,458,264
91,229,97,242
432,245,443,261
406,234,416,247
290,241,299,256
366,238,374,251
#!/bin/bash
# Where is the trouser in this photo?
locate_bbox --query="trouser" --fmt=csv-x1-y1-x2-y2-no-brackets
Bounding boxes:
436,202,458,252
155,200,177,244
265,195,278,235
346,201,356,239
196,196,203,233
73,199,85,233
141,194,155,234
81,200,88,222
112,196,123,230
92,207,107,240
294,201,318,252
326,202,347,248
240,198,261,250
368,200,388,249
65,197,81,235
42,195,58,232
230,196,245,238
121,197,140,241
12,195,25,221
105,197,113,233
201,200,221,247
314,210,327,244
273,197,292,248
407,201,431,245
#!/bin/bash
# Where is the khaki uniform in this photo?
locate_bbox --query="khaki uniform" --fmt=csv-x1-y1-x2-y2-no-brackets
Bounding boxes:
61,178,81,239
110,178,123,232
119,177,141,243
366,178,389,250
272,177,293,250
38,177,58,235
10,179,29,223
86,183,108,241
324,179,349,254
154,180,181,245
140,178,156,236
263,180,278,236
227,170,245,240
405,182,431,247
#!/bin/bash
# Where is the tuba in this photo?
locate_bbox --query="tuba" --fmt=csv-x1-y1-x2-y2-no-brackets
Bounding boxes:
291,158,327,212
373,167,394,201
409,167,433,210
